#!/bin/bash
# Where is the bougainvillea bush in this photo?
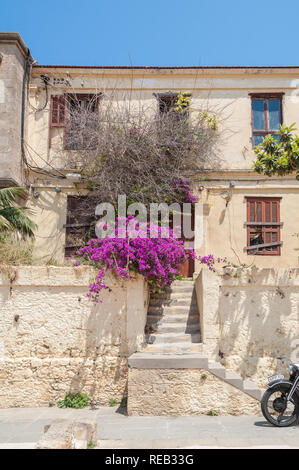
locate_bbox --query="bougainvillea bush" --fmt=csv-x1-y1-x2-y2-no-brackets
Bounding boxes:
75,216,223,302
173,178,198,203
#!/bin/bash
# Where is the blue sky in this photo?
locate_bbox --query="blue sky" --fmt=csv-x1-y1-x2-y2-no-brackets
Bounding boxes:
2,0,299,66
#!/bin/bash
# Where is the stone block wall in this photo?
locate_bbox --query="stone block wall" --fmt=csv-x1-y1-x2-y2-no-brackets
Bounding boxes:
0,266,149,407
128,368,260,416
0,33,30,186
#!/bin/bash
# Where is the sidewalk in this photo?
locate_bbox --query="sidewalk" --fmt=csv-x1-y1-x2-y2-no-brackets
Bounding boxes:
0,407,298,449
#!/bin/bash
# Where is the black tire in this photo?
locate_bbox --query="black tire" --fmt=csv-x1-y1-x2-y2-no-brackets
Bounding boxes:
261,386,298,427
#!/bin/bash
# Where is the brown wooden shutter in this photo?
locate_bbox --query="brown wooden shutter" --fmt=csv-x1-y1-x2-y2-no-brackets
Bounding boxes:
49,95,66,147
64,196,96,257
246,197,282,255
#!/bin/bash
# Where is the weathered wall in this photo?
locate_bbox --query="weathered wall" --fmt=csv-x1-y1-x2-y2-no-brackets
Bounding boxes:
196,267,299,387
194,183,299,270
0,266,149,407
25,66,299,266
26,177,299,267
128,368,260,416
28,66,299,172
29,188,68,263
0,33,30,186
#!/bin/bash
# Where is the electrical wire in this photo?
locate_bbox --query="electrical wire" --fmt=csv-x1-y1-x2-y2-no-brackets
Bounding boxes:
27,65,49,112
21,51,66,181
24,148,66,180
24,141,66,179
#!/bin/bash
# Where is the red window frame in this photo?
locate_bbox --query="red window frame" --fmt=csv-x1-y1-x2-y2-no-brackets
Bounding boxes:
249,93,283,147
246,197,282,256
49,95,66,147
49,93,100,149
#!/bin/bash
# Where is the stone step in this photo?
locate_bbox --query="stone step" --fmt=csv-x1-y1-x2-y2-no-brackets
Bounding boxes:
164,286,194,294
146,331,201,344
129,352,209,369
208,361,263,401
146,322,200,334
151,292,193,300
141,342,204,354
147,313,199,325
149,297,196,307
208,360,226,379
171,280,194,286
224,370,244,389
243,380,263,401
148,305,198,315
129,349,263,401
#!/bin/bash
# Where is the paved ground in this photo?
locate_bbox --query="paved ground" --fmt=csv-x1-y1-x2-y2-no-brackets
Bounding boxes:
0,407,298,449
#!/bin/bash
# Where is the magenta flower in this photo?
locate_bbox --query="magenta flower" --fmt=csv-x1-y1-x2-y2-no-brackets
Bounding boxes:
76,217,223,302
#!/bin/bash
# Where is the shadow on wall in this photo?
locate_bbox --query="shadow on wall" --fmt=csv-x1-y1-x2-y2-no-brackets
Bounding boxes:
67,296,128,407
64,274,148,408
30,190,67,264
217,269,299,385
0,267,148,408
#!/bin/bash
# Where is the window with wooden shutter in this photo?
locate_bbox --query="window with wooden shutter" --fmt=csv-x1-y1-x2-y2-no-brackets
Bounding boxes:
49,95,66,147
64,196,96,257
49,93,100,149
246,197,282,255
64,93,100,150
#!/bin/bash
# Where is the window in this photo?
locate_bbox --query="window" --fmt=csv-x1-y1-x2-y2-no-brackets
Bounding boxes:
246,197,282,255
49,95,66,147
49,93,100,149
64,196,96,256
154,92,191,116
250,93,283,147
157,93,178,114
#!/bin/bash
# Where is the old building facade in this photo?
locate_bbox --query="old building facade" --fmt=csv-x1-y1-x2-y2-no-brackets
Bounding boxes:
0,32,299,413
0,32,298,270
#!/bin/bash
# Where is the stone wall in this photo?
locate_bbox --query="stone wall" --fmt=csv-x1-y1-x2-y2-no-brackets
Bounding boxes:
0,266,149,407
0,33,30,186
196,267,299,387
128,368,260,416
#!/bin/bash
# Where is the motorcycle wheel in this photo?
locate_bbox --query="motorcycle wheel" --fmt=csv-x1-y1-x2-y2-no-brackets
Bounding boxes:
261,386,298,427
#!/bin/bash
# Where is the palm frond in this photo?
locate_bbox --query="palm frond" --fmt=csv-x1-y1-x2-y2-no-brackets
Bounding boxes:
0,214,13,231
0,207,37,238
0,187,28,209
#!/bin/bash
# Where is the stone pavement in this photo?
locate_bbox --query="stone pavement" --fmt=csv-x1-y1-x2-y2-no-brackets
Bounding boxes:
0,407,298,449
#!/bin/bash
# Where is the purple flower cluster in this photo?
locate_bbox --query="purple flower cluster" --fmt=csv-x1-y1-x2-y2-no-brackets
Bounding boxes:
199,255,225,272
86,268,107,303
173,178,198,204
76,217,223,302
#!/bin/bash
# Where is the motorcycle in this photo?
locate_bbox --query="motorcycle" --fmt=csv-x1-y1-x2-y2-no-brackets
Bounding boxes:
261,364,299,427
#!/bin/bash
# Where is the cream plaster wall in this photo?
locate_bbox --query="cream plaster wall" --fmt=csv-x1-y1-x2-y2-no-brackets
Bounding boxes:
194,186,299,269
0,266,149,407
29,188,68,263
27,67,299,171
24,67,299,266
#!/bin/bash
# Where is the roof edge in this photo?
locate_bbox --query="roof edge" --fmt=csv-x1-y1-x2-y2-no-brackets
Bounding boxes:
33,64,299,70
0,32,32,60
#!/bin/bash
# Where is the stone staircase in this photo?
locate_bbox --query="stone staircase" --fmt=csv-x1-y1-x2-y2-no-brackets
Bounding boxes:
130,279,263,402
207,360,263,400
144,279,202,354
